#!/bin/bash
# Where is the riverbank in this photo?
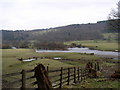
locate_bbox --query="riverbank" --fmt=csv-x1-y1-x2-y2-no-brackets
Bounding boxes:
36,47,119,60
64,40,118,52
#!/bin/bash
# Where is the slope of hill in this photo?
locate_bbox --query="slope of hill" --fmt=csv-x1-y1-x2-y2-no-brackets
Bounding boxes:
1,20,109,48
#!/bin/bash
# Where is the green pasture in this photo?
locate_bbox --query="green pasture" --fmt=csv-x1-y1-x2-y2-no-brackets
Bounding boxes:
65,40,118,51
40,52,100,60
2,49,75,88
2,49,102,74
65,33,118,51
2,49,72,74
2,49,118,74
2,49,119,88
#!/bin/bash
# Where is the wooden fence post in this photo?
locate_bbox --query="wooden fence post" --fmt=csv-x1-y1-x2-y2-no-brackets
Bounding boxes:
94,63,97,71
21,70,26,90
84,69,86,80
74,67,76,83
83,69,85,80
60,67,63,88
67,68,70,85
86,69,88,78
34,64,52,89
47,65,49,76
78,67,80,82
81,68,82,82
97,62,100,71
47,66,49,72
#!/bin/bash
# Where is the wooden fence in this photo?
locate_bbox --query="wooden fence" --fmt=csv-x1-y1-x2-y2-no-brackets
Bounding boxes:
2,69,35,89
2,62,99,89
48,67,89,88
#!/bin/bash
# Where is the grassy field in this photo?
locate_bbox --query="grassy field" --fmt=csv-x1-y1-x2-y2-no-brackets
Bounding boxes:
2,49,74,74
2,49,119,88
64,78,119,88
102,33,118,41
2,49,75,88
65,33,118,51
65,40,118,51
2,49,102,74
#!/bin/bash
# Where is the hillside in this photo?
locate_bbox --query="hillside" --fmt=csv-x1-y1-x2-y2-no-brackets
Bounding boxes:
1,20,109,48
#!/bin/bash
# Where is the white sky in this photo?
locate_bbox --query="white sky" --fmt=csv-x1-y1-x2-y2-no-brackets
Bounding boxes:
0,0,119,30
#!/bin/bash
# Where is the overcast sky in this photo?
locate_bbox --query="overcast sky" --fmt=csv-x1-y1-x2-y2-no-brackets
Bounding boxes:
0,0,119,30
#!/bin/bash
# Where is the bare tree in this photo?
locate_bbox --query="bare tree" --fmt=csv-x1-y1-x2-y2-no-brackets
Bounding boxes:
108,1,120,32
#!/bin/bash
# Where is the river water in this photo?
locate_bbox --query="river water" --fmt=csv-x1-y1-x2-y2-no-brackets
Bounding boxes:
36,47,119,59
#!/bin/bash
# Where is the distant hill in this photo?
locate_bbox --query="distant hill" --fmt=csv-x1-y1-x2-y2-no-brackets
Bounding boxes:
1,20,109,48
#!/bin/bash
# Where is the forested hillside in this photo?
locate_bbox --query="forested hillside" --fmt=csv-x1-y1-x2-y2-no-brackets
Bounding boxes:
1,20,109,48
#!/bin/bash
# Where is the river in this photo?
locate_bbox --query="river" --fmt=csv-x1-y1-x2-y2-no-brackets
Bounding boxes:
36,47,119,59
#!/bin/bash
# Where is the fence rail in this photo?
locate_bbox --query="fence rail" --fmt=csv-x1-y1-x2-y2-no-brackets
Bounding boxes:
2,62,99,89
47,66,89,88
2,69,36,89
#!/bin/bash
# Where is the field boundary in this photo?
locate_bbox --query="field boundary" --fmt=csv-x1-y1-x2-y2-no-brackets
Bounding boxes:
2,62,100,89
